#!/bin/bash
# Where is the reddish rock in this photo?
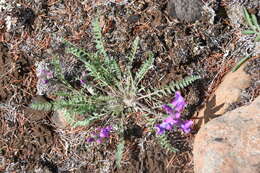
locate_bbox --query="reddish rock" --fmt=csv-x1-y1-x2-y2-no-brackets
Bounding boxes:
196,64,251,125
194,96,260,173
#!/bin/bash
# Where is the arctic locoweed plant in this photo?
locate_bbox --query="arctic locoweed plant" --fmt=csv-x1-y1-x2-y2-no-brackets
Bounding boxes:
50,17,201,121
31,17,200,166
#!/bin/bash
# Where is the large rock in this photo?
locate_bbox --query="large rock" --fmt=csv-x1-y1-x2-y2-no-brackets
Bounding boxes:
193,96,260,173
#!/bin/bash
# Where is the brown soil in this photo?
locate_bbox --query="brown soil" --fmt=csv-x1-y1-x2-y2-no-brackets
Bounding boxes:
0,0,259,172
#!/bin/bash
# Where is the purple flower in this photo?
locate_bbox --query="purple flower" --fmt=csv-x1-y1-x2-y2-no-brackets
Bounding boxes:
86,137,95,143
99,126,112,138
155,117,177,135
96,138,103,144
46,72,53,78
170,91,186,112
86,126,112,143
38,69,53,85
80,79,86,85
163,116,178,128
155,119,193,135
155,124,167,135
40,69,48,74
155,92,192,135
162,104,173,115
42,79,49,84
180,120,193,133
162,104,182,118
162,92,186,117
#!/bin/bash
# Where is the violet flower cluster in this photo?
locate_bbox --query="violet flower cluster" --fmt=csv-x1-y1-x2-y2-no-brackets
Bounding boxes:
155,91,193,135
86,126,112,143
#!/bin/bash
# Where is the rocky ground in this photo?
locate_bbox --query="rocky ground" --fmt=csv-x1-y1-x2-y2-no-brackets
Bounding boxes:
0,0,259,172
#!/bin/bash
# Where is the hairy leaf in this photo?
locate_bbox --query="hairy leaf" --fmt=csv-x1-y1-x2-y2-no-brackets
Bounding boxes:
134,53,154,85
115,138,125,168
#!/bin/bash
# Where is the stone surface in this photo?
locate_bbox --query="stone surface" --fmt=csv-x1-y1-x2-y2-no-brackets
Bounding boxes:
197,64,251,125
194,96,260,173
51,109,71,129
167,0,202,23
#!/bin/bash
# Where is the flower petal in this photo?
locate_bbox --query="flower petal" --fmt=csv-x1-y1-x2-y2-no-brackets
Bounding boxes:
163,116,178,126
155,124,166,135
162,104,174,114
46,72,53,78
161,122,173,130
42,79,49,84
86,137,95,143
80,79,86,85
180,120,193,133
96,138,103,143
171,91,186,112
174,112,181,119
99,126,112,138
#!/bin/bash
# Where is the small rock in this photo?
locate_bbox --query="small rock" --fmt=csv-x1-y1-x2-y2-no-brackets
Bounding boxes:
197,64,251,124
127,15,140,23
194,96,260,173
51,109,71,129
168,0,202,23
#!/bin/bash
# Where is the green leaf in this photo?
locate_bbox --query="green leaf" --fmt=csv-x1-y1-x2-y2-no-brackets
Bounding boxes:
232,54,252,72
115,138,125,168
72,113,105,127
251,14,260,31
92,17,109,61
157,75,201,98
255,34,260,42
129,36,140,65
111,59,122,80
242,30,256,34
134,53,154,85
157,133,178,152
243,7,254,30
63,39,93,63
30,102,53,111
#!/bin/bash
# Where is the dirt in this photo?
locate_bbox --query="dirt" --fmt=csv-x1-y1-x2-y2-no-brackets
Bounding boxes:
0,0,259,172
